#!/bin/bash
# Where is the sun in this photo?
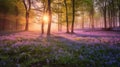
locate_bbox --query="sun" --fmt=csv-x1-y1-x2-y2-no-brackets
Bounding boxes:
43,15,49,23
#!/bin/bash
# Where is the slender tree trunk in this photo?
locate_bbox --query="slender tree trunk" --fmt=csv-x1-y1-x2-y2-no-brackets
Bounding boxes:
91,15,94,29
58,14,62,31
41,12,45,34
103,9,107,29
41,21,44,34
23,0,31,31
57,0,61,32
41,2,46,34
71,0,75,33
119,6,120,27
47,0,52,35
58,4,60,31
108,9,112,28
0,18,1,31
25,12,29,31
60,12,62,31
89,0,94,29
90,14,94,29
116,0,120,27
111,0,116,28
82,12,84,29
58,14,60,31
64,0,69,33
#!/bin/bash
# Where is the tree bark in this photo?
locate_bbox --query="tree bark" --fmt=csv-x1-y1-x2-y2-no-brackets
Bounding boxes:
41,21,44,34
64,0,69,33
25,12,29,31
71,0,75,33
58,1,60,32
47,0,52,35
103,8,107,29
82,12,84,29
41,2,46,34
23,0,31,31
119,6,120,27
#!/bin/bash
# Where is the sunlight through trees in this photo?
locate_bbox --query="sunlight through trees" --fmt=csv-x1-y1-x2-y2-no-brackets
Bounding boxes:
0,0,120,34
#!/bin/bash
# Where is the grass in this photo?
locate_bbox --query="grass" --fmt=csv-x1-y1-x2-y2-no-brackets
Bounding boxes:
0,36,120,67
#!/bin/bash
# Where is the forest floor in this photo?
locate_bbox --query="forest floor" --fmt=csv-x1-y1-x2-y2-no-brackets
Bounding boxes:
0,30,120,67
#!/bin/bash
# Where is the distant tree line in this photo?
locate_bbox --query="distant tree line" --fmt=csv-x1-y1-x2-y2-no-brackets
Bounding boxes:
96,0,120,29
0,0,25,32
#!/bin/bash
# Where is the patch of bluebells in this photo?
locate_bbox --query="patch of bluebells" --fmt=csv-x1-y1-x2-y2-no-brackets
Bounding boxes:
0,31,120,67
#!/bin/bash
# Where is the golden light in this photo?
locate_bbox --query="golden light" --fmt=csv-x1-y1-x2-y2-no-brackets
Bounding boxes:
43,15,49,23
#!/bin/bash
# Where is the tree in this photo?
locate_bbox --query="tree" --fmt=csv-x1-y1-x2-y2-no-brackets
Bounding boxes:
71,0,75,33
88,0,95,29
0,0,24,31
41,0,47,34
12,0,22,30
96,0,120,29
0,0,9,31
64,0,70,33
23,0,31,31
47,0,52,35
118,0,120,27
53,0,63,31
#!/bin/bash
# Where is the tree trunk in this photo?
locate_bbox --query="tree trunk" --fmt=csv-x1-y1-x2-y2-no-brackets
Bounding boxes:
64,0,69,33
23,0,31,31
25,12,29,31
91,15,94,29
59,12,62,31
119,6,120,27
71,0,75,33
41,2,46,34
82,12,84,29
90,14,94,29
41,21,44,34
57,1,60,32
108,9,112,28
58,12,60,31
47,0,52,35
103,9,107,29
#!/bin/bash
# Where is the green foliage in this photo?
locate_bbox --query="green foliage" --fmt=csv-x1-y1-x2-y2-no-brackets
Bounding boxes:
0,0,25,31
0,0,24,15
